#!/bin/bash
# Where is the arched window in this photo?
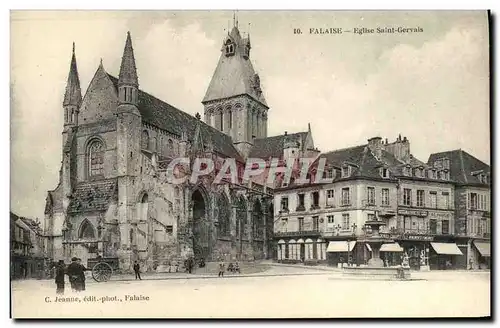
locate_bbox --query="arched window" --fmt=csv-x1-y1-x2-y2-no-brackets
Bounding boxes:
217,193,230,238
88,140,104,177
79,220,95,239
141,130,149,150
139,193,149,221
225,42,235,56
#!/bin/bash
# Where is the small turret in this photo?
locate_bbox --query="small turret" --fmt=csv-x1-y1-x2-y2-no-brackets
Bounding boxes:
63,42,82,128
283,132,300,161
118,32,139,109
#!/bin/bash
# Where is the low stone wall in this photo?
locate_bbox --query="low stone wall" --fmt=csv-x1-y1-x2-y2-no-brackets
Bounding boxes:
342,266,412,279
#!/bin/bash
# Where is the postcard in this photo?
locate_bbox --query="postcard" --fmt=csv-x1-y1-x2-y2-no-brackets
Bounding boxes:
10,10,490,318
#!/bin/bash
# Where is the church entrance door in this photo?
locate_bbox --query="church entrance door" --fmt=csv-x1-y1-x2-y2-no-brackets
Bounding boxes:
192,190,212,261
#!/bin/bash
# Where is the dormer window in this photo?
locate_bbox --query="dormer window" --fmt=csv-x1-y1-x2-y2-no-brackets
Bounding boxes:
323,168,335,179
380,167,390,178
414,168,421,177
403,166,411,177
443,158,450,169
243,42,250,59
479,174,488,184
439,170,449,181
341,166,351,178
428,169,436,179
225,41,235,56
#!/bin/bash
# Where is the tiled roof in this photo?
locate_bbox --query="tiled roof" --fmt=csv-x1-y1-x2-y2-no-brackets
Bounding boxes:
202,26,268,106
321,145,367,168
67,179,118,214
19,217,43,234
107,74,243,162
249,132,308,159
428,149,490,185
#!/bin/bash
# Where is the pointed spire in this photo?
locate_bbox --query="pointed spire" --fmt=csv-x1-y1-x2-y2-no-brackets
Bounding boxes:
308,122,311,132
63,42,82,107
118,31,138,87
192,118,205,155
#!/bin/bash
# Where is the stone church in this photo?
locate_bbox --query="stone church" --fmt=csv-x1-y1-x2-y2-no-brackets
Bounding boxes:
43,23,316,271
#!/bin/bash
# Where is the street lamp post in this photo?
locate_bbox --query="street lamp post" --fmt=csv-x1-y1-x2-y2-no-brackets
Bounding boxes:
348,223,357,267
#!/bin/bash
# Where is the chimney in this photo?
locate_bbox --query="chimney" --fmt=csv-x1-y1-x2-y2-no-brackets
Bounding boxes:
284,131,288,136
367,136,383,159
385,138,388,145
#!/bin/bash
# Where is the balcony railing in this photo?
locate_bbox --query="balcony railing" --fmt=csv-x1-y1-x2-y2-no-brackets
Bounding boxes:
296,205,306,212
274,229,321,237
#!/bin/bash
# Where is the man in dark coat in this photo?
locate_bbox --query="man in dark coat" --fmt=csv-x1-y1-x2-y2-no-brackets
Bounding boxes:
66,257,85,292
55,260,66,295
133,261,142,280
76,258,88,291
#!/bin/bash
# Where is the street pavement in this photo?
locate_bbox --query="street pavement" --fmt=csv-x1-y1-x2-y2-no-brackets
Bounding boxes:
11,264,490,318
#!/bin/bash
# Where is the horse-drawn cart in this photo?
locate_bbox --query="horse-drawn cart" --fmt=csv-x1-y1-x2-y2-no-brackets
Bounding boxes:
87,257,119,282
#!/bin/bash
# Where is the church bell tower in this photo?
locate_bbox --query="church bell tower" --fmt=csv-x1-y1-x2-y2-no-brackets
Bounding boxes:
202,18,269,158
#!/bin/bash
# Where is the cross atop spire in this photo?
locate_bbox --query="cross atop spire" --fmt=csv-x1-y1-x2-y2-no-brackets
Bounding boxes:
118,31,139,87
63,42,82,107
233,11,239,28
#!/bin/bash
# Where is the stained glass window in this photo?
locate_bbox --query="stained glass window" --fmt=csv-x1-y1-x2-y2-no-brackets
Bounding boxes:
88,140,104,177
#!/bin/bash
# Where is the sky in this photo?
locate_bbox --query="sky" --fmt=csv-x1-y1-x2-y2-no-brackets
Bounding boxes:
10,10,490,219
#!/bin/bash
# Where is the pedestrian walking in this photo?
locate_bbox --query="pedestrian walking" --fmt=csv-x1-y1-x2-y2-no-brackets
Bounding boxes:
133,261,142,280
55,260,66,295
66,257,85,292
76,258,88,291
218,259,225,277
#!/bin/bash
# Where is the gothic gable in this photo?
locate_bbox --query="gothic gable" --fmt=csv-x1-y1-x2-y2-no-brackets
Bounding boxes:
78,64,119,125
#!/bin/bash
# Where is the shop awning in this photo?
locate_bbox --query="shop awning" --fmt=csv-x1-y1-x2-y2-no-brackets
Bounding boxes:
430,242,463,256
365,244,372,252
473,241,490,257
380,243,404,252
326,241,356,253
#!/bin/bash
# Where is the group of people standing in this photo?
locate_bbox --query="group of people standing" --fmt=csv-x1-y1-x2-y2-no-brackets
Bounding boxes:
54,257,88,295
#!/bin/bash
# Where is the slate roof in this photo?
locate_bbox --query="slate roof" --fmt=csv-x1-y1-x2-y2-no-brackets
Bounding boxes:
107,74,243,162
202,26,268,106
317,145,397,180
67,179,118,214
249,132,308,159
428,149,490,185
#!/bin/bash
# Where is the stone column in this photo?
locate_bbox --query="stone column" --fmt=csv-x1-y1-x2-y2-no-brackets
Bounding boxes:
246,206,253,260
252,110,258,139
222,110,227,134
247,108,253,141
257,112,263,138
262,205,268,259
263,114,268,138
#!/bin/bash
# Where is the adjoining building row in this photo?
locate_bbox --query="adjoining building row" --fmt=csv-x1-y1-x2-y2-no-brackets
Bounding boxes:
272,135,491,270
